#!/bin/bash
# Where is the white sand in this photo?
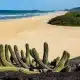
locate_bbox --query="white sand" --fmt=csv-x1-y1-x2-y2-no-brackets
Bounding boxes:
0,11,80,61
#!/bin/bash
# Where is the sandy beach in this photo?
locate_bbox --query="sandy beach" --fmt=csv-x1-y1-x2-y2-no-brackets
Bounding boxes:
0,11,80,61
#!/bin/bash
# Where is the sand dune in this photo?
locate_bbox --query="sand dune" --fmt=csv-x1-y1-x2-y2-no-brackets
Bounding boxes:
0,11,80,61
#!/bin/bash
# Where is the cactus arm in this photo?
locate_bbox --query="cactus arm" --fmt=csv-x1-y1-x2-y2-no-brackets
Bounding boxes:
56,57,60,65
25,44,31,66
0,67,18,72
10,55,14,64
43,42,49,64
52,51,70,72
14,45,29,69
52,62,64,72
61,66,71,72
31,48,52,70
32,59,36,66
0,61,3,66
18,67,40,74
5,44,11,63
8,45,21,66
0,67,40,74
21,50,26,63
50,57,60,67
21,50,25,59
0,44,14,67
30,49,34,58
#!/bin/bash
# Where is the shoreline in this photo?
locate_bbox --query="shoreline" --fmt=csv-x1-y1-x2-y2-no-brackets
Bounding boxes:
0,11,80,61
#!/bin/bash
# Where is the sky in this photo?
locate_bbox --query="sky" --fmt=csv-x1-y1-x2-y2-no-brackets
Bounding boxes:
0,0,80,10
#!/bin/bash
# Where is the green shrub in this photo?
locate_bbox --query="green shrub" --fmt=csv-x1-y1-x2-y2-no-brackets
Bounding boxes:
48,12,80,26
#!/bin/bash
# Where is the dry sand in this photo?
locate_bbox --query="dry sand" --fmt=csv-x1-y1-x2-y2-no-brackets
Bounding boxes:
0,11,80,61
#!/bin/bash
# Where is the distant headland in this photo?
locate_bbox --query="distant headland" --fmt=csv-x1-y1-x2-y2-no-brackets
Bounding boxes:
48,7,80,26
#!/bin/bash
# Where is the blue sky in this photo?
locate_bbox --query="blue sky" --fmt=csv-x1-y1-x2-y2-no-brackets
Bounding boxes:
0,0,80,10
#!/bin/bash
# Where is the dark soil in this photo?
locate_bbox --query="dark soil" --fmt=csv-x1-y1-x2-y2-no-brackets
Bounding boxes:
0,71,80,80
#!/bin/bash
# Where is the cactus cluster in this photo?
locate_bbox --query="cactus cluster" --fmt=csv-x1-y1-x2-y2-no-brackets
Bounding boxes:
0,42,77,75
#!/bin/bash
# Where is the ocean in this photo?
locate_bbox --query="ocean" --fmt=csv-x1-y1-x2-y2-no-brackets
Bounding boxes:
0,10,54,20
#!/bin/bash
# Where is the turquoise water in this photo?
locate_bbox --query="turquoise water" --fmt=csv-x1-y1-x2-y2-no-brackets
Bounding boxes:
0,10,54,20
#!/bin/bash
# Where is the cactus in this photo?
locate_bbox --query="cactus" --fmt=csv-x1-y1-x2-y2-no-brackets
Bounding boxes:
52,51,70,72
18,67,40,74
8,45,21,66
21,50,26,63
43,42,49,64
32,59,36,66
31,48,52,70
30,49,34,58
61,66,71,72
0,60,3,66
60,51,70,65
14,45,29,69
10,55,14,64
30,49,39,67
0,44,14,67
50,57,60,67
5,44,11,63
0,43,75,74
0,67,40,74
25,44,31,66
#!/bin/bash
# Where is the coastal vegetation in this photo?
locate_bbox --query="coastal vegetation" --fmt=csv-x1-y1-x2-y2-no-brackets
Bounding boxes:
0,42,80,79
48,11,80,26
0,43,70,73
0,42,79,74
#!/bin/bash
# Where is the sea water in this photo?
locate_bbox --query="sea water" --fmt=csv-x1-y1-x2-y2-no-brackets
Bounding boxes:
0,10,54,20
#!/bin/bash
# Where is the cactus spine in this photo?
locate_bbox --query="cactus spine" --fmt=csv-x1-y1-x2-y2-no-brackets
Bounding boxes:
14,45,29,69
43,42,49,64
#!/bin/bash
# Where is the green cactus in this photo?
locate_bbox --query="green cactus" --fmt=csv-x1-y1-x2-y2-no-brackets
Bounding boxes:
61,66,71,72
31,48,52,70
52,51,70,72
5,44,11,63
14,45,29,69
18,67,40,74
60,51,70,65
30,49,39,67
8,45,21,66
25,43,31,66
30,49,40,67
50,57,60,67
0,44,14,67
0,67,40,74
10,55,14,64
32,59,36,66
30,49,34,58
43,42,49,64
0,43,73,73
21,50,26,63
0,61,3,66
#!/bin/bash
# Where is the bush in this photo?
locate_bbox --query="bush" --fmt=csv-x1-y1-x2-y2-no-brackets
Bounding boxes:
48,12,80,26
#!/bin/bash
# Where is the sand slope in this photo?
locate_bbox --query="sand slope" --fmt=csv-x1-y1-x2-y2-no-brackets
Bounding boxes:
0,11,80,61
